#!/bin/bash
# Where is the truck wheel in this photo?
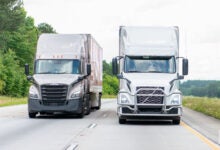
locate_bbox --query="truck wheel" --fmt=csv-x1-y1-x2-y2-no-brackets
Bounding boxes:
119,117,126,124
78,99,85,118
29,112,37,118
173,117,181,125
84,94,91,115
78,109,84,118
78,112,84,118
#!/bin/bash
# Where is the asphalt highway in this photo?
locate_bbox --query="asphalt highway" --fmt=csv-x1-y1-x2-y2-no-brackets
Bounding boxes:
0,99,219,150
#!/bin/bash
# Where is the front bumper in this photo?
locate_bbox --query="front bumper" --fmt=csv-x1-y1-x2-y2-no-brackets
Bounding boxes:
117,88,182,119
118,104,182,119
28,98,83,114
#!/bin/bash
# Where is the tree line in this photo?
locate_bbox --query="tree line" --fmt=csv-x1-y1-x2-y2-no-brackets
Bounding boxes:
0,0,55,97
0,0,117,97
180,80,220,98
102,60,119,95
0,1,219,98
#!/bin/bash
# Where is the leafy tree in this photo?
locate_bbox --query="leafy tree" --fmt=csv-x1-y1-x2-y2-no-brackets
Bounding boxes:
37,23,56,34
7,17,38,66
103,60,112,75
0,0,26,52
0,0,26,32
0,50,28,96
207,83,219,97
0,0,56,97
103,73,119,95
103,61,119,95
0,52,6,93
180,80,220,98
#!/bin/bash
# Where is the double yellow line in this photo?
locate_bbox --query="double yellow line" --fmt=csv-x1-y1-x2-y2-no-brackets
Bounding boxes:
181,122,220,150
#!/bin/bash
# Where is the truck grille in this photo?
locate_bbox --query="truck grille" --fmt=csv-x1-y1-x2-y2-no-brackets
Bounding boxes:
41,84,68,103
136,86,164,104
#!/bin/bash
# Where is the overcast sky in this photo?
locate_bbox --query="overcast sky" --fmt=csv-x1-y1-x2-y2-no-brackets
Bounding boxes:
23,0,220,80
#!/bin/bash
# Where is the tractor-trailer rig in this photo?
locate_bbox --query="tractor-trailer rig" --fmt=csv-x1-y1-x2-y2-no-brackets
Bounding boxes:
25,34,102,118
112,26,188,124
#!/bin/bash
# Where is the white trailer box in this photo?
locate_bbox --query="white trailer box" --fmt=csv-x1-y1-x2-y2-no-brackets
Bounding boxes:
113,26,188,124
25,34,102,118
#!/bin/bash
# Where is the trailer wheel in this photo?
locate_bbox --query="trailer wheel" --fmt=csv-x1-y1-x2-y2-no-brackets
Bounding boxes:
119,117,126,124
28,112,37,118
173,117,181,125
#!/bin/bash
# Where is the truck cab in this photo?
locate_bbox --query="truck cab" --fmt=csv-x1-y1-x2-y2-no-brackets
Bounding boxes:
112,26,188,124
25,34,102,118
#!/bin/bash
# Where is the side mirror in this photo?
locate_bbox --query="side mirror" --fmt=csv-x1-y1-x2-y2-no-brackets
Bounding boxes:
25,64,29,76
87,64,91,75
117,74,123,79
112,57,118,75
182,59,188,75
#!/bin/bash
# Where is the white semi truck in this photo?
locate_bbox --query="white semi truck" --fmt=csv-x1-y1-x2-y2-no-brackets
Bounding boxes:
112,26,188,124
25,34,102,118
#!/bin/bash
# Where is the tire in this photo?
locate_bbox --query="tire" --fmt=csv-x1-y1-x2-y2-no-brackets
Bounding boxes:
78,109,84,118
173,117,181,125
78,98,85,118
78,112,84,118
119,117,126,124
29,112,37,118
84,94,91,115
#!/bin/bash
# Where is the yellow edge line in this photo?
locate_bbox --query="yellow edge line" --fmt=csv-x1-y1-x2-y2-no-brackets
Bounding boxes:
180,121,220,150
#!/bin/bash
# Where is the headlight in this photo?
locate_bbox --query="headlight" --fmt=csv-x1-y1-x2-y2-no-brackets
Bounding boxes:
70,91,81,99
29,85,40,99
68,82,82,99
118,93,134,105
166,94,182,105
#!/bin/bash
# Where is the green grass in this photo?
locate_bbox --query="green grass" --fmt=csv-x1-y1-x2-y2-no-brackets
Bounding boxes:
0,96,27,107
183,96,220,120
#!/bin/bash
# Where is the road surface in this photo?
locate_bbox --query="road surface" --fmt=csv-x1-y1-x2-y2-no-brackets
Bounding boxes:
0,99,219,150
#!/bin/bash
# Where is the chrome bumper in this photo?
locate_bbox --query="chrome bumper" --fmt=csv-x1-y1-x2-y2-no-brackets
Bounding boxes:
117,87,183,117
117,105,182,117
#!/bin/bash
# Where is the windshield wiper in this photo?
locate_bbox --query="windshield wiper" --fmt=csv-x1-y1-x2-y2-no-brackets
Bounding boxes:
37,71,69,74
37,72,53,74
147,71,162,73
127,70,140,73
56,72,68,74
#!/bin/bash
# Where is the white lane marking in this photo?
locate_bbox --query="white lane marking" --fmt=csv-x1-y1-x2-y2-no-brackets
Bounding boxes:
88,123,97,129
65,143,78,150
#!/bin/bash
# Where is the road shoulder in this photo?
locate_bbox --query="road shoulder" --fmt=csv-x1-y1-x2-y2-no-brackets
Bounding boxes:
182,106,220,145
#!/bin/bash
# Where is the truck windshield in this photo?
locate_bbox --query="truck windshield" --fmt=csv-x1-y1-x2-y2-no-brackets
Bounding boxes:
35,59,81,74
124,56,176,73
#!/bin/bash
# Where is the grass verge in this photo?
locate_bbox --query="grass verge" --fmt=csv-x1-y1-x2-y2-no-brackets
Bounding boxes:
183,96,220,120
0,96,27,107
